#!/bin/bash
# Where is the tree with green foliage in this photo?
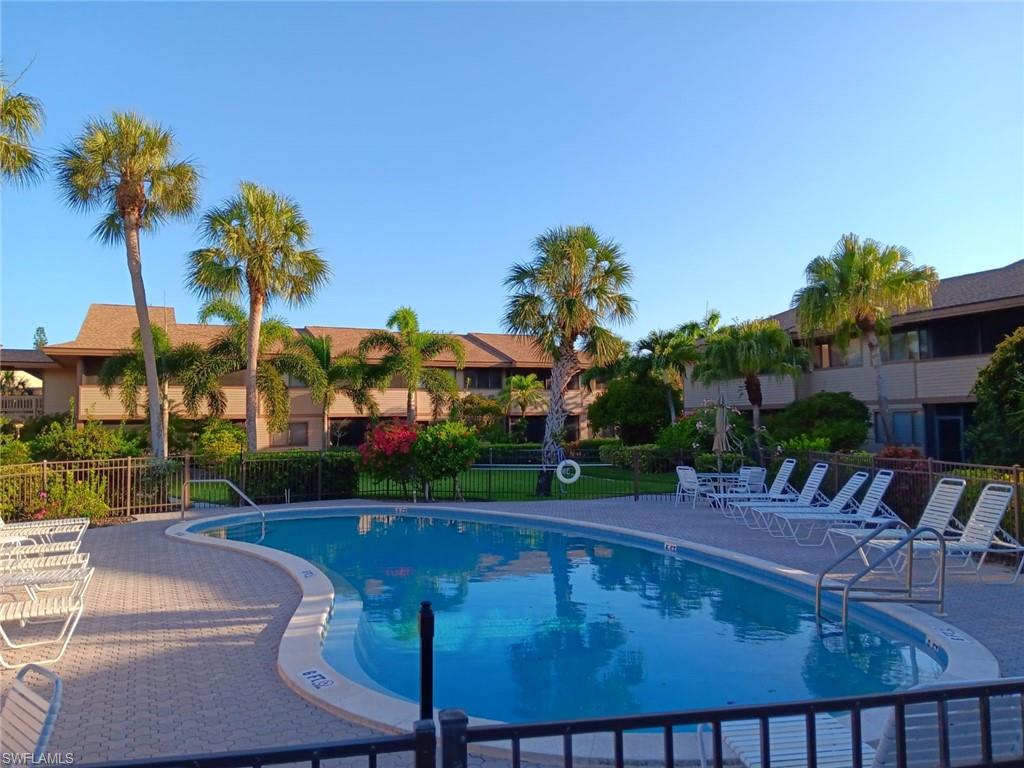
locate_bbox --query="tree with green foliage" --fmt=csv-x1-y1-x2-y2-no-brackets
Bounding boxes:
696,318,808,437
32,327,47,350
503,225,635,469
57,112,200,458
31,416,143,461
0,69,44,185
449,394,505,442
415,421,480,500
98,326,222,457
293,334,389,450
186,181,330,451
792,234,938,444
967,327,1024,464
358,307,465,424
635,310,720,423
184,299,324,437
498,373,547,435
765,391,870,451
588,374,676,445
195,420,247,464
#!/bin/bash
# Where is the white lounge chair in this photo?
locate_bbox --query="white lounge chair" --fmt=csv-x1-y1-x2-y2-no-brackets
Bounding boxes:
758,471,869,545
764,470,896,548
911,483,1020,583
0,568,93,669
828,477,967,567
0,664,62,761
710,459,797,516
698,712,876,768
0,539,83,561
0,516,89,548
0,552,89,572
675,466,713,507
730,463,831,530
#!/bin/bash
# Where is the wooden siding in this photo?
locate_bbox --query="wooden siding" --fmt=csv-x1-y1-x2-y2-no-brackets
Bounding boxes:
684,376,797,410
915,355,990,402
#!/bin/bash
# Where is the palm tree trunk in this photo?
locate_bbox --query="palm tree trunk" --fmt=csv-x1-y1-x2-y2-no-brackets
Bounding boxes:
542,350,576,466
865,328,893,444
322,405,330,451
406,387,416,424
665,385,677,423
745,374,764,463
245,292,265,453
161,379,170,458
123,215,165,459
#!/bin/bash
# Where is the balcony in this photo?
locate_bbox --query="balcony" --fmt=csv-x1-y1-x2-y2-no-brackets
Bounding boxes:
0,394,44,420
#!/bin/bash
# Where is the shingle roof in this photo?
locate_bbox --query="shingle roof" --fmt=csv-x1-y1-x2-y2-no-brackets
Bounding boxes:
45,305,230,354
0,347,58,368
467,333,552,366
772,259,1024,333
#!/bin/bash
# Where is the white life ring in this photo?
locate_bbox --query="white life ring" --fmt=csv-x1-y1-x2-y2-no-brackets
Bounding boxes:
556,459,582,485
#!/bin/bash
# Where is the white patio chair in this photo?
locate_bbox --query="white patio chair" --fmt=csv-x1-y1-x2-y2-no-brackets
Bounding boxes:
732,463,831,530
0,568,93,669
758,471,869,545
911,483,1020,583
710,459,796,516
0,664,63,761
675,466,712,508
829,477,967,568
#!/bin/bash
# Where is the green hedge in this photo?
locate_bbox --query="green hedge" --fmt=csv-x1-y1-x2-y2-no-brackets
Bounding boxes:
242,450,359,504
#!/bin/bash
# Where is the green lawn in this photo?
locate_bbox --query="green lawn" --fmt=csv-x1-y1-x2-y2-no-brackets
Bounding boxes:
357,465,678,502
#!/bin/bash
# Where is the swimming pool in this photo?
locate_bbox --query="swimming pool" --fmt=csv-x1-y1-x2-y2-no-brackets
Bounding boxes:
206,509,945,723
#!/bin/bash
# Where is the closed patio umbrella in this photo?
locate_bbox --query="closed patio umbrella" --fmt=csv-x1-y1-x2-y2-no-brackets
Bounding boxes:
712,392,730,474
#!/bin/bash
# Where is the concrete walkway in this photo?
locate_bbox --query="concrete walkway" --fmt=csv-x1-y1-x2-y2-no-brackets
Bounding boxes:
6,498,1024,764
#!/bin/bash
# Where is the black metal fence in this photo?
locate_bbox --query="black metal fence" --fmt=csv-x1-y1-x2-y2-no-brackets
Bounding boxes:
81,603,1024,768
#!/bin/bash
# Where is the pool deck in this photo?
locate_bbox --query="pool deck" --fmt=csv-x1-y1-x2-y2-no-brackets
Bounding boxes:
9,496,1024,764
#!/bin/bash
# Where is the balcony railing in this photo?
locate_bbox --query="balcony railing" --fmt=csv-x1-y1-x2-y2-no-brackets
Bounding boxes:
0,394,43,418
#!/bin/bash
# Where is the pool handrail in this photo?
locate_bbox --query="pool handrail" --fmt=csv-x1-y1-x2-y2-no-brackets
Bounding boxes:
182,478,266,543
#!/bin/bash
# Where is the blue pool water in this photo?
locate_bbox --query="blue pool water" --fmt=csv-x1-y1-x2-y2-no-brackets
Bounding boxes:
212,511,944,722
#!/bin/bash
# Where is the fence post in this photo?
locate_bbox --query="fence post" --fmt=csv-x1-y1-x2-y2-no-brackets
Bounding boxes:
125,456,133,517
439,709,469,768
633,450,640,502
413,718,437,768
419,601,435,720
41,459,47,491
182,455,191,516
1014,464,1022,544
927,457,935,492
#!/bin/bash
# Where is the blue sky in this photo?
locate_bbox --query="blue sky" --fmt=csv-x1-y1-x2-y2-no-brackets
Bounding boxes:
2,1,1022,349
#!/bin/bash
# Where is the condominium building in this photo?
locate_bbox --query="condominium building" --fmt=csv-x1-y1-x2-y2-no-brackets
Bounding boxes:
685,259,1024,460
0,305,598,449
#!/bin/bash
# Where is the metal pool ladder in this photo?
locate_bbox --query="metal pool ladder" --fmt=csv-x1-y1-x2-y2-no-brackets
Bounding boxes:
182,478,266,543
815,520,947,627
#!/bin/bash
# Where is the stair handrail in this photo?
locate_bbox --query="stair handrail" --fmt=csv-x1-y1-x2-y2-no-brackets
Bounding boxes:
182,478,266,543
815,520,904,618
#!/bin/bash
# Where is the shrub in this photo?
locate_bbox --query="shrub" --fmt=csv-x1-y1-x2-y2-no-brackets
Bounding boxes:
243,450,359,503
777,434,831,454
656,403,751,454
598,443,679,473
766,392,869,451
570,438,621,451
30,416,143,461
196,420,246,464
22,471,110,521
588,375,676,445
694,452,746,473
0,433,31,465
415,422,480,497
451,394,506,443
967,327,1024,464
358,422,419,486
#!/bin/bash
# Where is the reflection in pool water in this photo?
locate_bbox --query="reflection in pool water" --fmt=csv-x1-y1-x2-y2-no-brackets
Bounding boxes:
217,512,943,722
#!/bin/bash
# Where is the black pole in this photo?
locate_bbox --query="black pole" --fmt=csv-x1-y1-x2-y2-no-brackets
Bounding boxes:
419,600,435,720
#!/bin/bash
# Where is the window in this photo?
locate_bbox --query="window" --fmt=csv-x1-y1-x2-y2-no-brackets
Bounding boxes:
813,339,861,369
463,368,503,390
271,422,309,448
929,318,982,358
566,373,581,390
881,330,929,362
874,411,925,445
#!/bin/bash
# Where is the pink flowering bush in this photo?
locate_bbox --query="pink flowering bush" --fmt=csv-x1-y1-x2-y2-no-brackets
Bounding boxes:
358,422,419,486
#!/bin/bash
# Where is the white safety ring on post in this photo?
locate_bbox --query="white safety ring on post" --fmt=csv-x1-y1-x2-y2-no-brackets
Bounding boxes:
556,459,582,485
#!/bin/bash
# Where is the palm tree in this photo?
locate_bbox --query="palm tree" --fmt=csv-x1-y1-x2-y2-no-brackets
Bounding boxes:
187,298,323,439
98,326,222,456
503,225,635,469
0,69,44,185
793,234,938,444
696,318,808,435
358,307,466,424
498,373,547,435
635,311,720,423
56,112,199,458
293,334,389,450
186,182,330,451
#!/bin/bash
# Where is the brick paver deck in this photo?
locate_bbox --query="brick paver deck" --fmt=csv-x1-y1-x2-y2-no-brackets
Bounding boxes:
7,498,1024,763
